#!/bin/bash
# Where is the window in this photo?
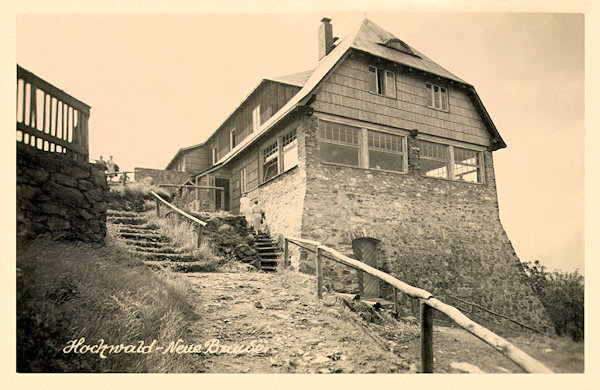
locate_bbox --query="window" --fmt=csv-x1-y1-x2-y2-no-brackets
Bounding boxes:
419,140,483,183
367,131,404,172
319,120,360,166
252,105,261,132
240,168,247,193
262,140,278,182
230,128,237,149
282,129,298,172
318,119,406,173
260,128,299,183
368,66,396,97
212,146,218,165
426,83,448,111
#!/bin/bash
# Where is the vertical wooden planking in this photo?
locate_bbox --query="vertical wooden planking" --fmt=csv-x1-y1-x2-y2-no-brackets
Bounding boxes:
316,246,324,299
420,301,434,373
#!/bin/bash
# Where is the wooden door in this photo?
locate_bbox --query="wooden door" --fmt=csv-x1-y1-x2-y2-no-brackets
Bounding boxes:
352,238,380,298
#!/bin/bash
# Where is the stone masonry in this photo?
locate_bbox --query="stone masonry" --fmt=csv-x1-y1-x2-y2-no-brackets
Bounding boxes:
280,112,552,332
17,143,109,243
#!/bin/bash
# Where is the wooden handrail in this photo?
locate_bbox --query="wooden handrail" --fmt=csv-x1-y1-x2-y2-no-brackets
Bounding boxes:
284,236,553,373
150,191,207,227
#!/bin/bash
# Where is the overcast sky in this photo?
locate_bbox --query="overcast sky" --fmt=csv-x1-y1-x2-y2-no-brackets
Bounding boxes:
14,11,584,273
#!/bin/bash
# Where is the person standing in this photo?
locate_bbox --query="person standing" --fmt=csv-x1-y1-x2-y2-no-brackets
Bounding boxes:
106,155,117,179
250,200,263,235
239,192,252,227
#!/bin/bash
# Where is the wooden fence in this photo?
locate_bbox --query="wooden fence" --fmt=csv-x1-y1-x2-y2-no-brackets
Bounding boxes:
150,191,207,248
284,236,553,374
16,65,90,162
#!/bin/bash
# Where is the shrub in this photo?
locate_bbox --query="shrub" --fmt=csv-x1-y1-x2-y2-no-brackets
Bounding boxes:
108,178,170,212
522,261,584,341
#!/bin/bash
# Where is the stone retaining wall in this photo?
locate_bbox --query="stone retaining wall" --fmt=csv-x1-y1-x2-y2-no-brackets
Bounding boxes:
17,144,108,242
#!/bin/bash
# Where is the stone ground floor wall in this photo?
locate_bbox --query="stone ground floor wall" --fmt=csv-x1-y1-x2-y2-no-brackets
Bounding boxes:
17,144,108,242
299,162,552,332
248,166,307,268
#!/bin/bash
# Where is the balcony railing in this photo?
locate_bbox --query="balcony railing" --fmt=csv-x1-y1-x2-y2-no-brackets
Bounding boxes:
16,65,90,162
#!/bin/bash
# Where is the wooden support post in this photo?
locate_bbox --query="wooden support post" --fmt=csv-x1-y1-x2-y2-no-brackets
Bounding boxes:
284,238,289,267
156,198,160,218
316,246,324,299
357,270,364,296
196,226,202,248
393,288,399,319
420,301,434,373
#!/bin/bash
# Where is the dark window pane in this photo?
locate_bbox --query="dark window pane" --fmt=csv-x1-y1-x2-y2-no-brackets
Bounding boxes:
421,158,449,179
320,142,359,166
369,150,404,172
263,159,278,181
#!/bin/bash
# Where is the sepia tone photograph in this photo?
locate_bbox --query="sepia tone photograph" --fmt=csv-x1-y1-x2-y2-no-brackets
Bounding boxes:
9,1,591,386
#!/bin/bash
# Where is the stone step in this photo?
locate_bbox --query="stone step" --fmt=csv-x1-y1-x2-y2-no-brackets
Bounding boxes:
135,251,197,261
108,217,148,225
107,210,140,217
127,245,184,253
119,226,159,234
122,239,171,249
118,232,169,242
142,260,215,273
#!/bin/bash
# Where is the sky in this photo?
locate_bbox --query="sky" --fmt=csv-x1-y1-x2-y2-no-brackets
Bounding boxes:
13,10,585,273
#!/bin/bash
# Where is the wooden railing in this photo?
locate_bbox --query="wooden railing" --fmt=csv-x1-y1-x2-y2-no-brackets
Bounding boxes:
284,236,553,374
16,65,90,162
150,191,207,247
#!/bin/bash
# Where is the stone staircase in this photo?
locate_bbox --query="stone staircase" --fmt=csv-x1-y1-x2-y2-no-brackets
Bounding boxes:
107,210,208,272
252,232,281,272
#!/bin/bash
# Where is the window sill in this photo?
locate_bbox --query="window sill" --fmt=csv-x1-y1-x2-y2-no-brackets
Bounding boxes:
367,90,396,100
421,174,485,185
258,165,299,187
321,162,407,175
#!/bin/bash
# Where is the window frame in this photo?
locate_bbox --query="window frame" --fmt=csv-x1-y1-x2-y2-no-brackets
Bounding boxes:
426,83,449,111
367,66,396,98
230,128,237,150
240,167,247,193
317,117,407,174
259,128,299,184
212,146,218,165
252,105,261,133
418,136,485,184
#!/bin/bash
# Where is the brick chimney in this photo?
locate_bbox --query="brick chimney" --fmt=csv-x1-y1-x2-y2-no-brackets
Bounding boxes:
318,17,334,60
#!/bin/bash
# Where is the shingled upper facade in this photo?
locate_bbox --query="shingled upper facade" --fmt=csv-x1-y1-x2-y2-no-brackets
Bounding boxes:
166,18,551,331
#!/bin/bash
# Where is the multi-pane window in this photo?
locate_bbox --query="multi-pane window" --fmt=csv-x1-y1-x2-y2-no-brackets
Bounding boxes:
419,140,483,183
426,83,448,111
262,140,278,182
318,120,360,166
367,131,404,172
282,129,298,172
368,66,396,98
260,129,299,183
318,119,406,173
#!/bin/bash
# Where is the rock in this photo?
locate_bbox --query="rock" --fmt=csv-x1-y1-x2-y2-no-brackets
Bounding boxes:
311,355,330,364
450,362,486,374
332,361,354,373
218,224,232,233
317,368,331,374
543,348,553,353
47,216,71,230
78,180,95,191
53,172,78,188
254,301,263,309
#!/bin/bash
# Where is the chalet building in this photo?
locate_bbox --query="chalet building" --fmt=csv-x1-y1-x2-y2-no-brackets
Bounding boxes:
168,18,551,330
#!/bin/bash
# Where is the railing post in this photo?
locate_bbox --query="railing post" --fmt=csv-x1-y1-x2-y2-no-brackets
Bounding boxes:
420,301,434,373
284,238,289,267
156,198,160,218
316,246,324,299
196,226,202,248
393,288,399,319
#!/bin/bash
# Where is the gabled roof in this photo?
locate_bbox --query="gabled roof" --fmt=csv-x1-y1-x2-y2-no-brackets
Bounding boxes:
166,142,205,170
208,18,505,171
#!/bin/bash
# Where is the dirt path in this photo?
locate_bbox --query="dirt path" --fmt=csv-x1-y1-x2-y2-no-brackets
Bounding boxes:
171,269,577,374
